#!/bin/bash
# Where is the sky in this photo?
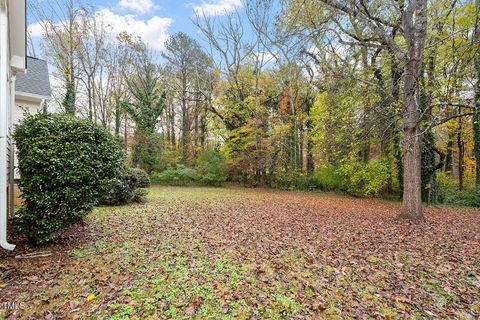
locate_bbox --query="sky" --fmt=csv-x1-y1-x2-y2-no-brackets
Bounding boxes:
28,0,244,52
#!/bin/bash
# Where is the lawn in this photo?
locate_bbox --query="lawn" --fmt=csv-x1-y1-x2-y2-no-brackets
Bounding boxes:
1,186,479,319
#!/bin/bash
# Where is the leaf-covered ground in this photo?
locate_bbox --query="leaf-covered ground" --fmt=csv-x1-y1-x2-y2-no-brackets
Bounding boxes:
1,186,479,319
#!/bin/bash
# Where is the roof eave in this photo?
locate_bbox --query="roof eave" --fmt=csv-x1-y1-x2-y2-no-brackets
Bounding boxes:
15,91,51,103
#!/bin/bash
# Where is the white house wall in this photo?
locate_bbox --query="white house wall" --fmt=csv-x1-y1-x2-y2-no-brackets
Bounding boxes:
13,98,43,179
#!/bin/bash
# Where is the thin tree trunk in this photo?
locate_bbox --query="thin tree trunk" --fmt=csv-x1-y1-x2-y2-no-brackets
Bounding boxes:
457,117,465,190
181,73,189,164
114,96,121,137
305,107,314,175
87,80,93,121
200,102,207,148
170,103,176,147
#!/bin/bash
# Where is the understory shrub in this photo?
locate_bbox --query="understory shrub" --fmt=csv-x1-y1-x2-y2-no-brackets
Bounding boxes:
158,147,182,172
270,172,319,191
437,172,479,207
152,150,227,186
314,164,343,191
14,113,124,244
437,188,480,207
270,172,293,190
100,166,150,205
339,158,390,197
151,165,198,186
195,148,227,186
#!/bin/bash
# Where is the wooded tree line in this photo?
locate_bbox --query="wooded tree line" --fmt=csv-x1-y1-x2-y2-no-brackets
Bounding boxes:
32,0,480,222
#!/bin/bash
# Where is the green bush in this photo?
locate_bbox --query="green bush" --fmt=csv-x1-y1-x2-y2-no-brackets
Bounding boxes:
14,113,124,244
270,172,319,191
195,148,227,186
151,165,198,186
437,172,480,207
314,165,343,191
339,158,390,197
133,188,149,203
100,166,150,206
158,147,182,171
270,172,294,190
100,177,135,206
437,187,480,207
128,167,151,188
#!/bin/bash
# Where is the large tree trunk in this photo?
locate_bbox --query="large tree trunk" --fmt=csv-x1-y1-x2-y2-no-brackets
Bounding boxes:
474,0,480,190
398,0,428,221
400,58,424,221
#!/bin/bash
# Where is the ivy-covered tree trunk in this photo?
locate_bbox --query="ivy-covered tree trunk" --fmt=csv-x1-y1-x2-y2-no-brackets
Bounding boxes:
422,129,437,203
457,117,465,190
114,96,121,138
306,117,314,175
445,133,454,172
389,55,403,193
474,0,480,190
63,78,76,115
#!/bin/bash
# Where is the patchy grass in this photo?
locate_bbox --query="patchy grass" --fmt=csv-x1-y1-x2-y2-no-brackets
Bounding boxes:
1,186,479,319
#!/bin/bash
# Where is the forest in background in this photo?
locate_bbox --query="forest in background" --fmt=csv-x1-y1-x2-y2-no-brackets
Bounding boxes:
30,0,480,222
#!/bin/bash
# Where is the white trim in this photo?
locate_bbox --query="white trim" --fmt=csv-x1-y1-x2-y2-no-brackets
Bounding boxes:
15,91,50,103
7,0,25,72
10,55,25,72
0,0,15,250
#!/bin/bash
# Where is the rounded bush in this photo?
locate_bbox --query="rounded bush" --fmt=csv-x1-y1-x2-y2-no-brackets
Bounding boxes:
99,166,150,205
100,177,135,206
128,167,151,188
14,113,125,244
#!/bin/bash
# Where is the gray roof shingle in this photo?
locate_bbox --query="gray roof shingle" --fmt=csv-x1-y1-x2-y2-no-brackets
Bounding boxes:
15,57,51,98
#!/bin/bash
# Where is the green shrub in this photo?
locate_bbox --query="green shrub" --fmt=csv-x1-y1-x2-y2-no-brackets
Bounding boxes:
270,172,319,191
158,147,182,171
437,172,480,207
270,172,296,190
14,113,124,244
339,158,390,197
195,148,227,186
151,165,198,186
101,177,135,206
314,165,343,191
100,166,150,206
438,188,480,207
133,188,149,203
128,167,151,188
